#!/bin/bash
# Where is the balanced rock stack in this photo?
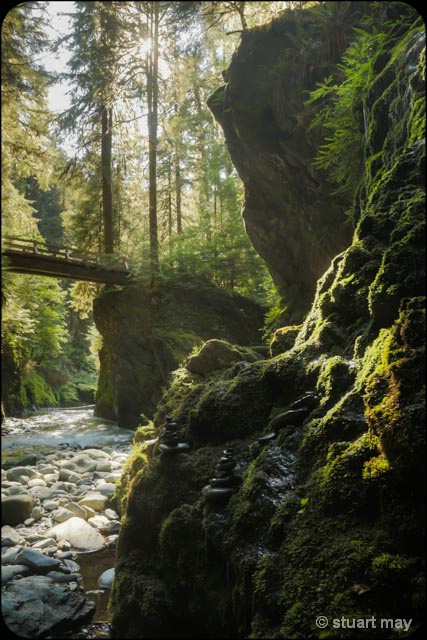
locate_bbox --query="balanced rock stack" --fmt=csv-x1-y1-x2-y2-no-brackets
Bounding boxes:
159,416,190,455
258,391,319,444
203,447,242,504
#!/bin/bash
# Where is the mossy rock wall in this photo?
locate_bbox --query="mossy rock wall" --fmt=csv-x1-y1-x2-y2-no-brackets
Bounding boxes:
111,6,425,638
93,278,264,428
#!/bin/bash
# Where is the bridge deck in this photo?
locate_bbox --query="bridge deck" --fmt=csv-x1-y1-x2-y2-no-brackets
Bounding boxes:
2,237,131,285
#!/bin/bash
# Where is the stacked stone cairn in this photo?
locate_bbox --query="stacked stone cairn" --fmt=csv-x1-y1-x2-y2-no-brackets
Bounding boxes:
159,416,190,455
258,391,319,444
203,447,242,505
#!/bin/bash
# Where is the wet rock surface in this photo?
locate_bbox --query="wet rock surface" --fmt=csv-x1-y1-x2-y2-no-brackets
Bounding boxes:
111,5,425,639
2,575,96,638
2,435,130,638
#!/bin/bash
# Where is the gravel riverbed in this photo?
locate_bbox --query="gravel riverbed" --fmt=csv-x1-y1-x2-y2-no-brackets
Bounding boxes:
1,408,133,638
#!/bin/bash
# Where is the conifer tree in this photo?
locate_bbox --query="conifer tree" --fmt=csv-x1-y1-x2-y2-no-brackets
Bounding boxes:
63,1,124,253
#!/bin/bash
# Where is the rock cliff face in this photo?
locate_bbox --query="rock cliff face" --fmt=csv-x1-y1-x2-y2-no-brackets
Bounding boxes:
110,5,425,639
208,11,353,317
93,278,264,428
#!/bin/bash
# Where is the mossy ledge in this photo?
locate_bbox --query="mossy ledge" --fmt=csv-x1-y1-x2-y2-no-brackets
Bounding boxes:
93,276,264,428
111,6,425,639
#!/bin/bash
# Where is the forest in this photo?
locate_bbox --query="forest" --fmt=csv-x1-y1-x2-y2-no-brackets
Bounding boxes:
2,0,282,415
1,1,425,639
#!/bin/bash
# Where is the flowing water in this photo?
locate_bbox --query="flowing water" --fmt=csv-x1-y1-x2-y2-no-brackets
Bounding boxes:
2,405,133,464
1,406,134,638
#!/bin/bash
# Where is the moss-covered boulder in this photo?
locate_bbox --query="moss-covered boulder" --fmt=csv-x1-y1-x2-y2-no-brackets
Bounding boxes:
93,277,265,427
111,5,425,639
269,324,302,357
185,339,261,375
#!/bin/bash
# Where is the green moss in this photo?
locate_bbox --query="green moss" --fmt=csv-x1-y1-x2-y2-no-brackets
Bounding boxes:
187,361,274,446
112,445,149,515
21,368,57,408
362,297,425,472
362,452,390,480
313,433,379,513
269,324,302,357
95,343,115,420
133,423,157,444
316,356,357,405
111,551,175,637
110,9,425,639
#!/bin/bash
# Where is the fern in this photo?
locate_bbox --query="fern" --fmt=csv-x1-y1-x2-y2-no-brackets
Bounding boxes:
305,24,392,195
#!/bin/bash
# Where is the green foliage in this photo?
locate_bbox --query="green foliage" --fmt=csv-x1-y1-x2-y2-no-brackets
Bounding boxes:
307,13,423,198
306,33,377,194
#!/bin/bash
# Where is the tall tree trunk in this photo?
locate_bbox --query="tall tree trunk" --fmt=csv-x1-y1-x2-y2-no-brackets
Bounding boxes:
167,158,173,245
237,1,248,30
193,83,211,241
147,3,159,272
101,105,114,254
175,149,182,234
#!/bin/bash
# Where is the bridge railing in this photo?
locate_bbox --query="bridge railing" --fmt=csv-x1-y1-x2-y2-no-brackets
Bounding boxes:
2,236,131,272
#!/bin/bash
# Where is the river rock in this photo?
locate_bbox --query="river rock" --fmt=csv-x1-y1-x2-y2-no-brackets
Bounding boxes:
42,499,60,511
57,539,72,551
2,546,23,565
9,486,30,496
88,515,110,530
98,567,115,588
30,506,44,521
24,517,35,526
46,570,81,583
56,550,74,560
27,478,46,488
6,467,38,482
104,508,119,520
26,533,48,544
52,507,75,524
105,534,119,548
95,461,112,472
58,468,81,483
81,448,111,460
1,525,20,547
16,454,39,467
63,558,80,572
81,505,96,519
65,501,88,520
49,517,105,550
78,492,108,511
2,495,34,526
1,481,23,489
43,473,59,484
37,488,68,501
95,483,116,496
2,575,96,638
32,537,57,550
37,464,58,474
103,520,121,534
15,548,62,573
2,563,31,585
105,472,122,483
51,481,76,492
61,454,97,474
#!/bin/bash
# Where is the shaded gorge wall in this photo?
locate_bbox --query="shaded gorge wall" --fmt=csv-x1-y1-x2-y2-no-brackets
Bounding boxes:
106,4,425,638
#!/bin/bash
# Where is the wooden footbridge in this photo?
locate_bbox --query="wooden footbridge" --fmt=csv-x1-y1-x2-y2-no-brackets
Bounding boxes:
2,237,131,285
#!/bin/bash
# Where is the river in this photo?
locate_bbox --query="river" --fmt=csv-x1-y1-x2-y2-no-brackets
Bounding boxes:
1,406,134,638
